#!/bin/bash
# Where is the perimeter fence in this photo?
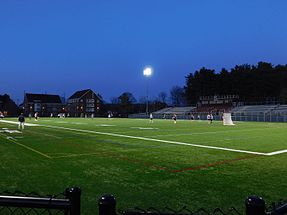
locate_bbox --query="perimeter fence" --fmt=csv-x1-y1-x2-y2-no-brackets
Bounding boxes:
232,112,287,122
0,187,81,215
129,112,287,123
1,188,287,215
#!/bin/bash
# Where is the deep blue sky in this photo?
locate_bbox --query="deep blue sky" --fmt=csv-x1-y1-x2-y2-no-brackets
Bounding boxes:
1,0,287,104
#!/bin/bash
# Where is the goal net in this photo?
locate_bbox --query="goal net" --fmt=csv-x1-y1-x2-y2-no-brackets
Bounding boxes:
223,113,235,125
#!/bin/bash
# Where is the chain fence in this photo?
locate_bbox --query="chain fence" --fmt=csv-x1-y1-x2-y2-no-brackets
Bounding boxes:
1,188,286,215
0,188,81,215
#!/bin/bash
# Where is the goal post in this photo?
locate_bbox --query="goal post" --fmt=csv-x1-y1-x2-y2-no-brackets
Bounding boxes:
223,113,235,125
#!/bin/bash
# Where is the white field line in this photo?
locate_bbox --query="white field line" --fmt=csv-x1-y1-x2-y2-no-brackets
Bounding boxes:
42,124,270,156
2,120,285,156
152,127,285,138
266,149,287,156
0,120,39,127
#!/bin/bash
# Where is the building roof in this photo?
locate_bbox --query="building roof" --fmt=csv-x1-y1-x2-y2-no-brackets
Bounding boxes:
68,89,101,100
25,93,62,104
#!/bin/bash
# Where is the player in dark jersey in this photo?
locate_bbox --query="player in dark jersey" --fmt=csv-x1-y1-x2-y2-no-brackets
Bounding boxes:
18,113,25,130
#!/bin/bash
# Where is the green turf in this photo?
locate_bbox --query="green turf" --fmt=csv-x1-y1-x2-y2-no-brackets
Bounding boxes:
0,118,287,214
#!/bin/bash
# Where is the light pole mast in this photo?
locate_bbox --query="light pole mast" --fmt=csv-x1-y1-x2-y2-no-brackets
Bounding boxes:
143,66,153,116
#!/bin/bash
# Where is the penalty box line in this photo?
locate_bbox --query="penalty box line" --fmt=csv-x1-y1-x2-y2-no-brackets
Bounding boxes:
43,124,272,156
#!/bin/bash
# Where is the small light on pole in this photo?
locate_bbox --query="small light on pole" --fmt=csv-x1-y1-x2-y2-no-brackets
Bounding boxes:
143,66,153,115
143,67,152,77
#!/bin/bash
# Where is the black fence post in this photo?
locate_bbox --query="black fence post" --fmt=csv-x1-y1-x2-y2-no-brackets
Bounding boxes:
246,195,266,215
65,187,81,215
98,194,116,215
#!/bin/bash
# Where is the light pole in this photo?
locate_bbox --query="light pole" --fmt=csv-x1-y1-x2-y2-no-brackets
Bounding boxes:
143,66,153,115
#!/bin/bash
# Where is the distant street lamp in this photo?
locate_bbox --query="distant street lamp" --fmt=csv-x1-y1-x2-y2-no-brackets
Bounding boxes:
143,66,153,115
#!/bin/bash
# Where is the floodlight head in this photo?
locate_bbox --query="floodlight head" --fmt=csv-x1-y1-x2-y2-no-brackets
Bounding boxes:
143,67,153,77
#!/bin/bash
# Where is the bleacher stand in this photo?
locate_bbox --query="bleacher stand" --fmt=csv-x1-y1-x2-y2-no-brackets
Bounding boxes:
231,104,287,122
232,105,277,113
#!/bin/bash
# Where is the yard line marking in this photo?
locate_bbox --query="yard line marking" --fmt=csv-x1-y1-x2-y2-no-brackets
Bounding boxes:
0,120,39,126
0,132,52,159
42,125,268,156
266,149,287,156
131,127,159,130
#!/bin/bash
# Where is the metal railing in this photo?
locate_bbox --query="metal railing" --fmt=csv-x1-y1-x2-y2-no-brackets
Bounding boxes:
98,195,287,215
1,188,286,215
0,187,81,215
232,112,287,122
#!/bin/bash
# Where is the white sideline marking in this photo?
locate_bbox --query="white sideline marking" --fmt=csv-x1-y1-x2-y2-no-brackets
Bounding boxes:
153,127,285,138
71,122,87,125
0,120,39,127
42,124,274,156
131,127,159,130
0,129,22,134
2,120,284,157
266,149,287,156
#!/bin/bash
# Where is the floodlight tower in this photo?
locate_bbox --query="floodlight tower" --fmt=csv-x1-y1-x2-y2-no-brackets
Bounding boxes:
143,66,153,115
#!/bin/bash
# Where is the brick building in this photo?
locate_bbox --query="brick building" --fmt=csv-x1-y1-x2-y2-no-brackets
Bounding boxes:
23,93,63,116
66,89,102,117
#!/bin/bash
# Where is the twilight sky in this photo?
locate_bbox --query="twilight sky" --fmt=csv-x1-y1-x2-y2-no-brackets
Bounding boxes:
1,0,287,104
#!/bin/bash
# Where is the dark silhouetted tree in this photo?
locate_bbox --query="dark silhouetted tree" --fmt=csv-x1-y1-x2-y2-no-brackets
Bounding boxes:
184,62,287,105
157,91,167,104
170,86,185,106
118,92,136,105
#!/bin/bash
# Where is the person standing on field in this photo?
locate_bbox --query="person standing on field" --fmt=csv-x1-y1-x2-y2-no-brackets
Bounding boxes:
207,113,213,124
34,112,38,121
149,113,153,123
18,113,25,130
0,111,4,119
172,113,177,124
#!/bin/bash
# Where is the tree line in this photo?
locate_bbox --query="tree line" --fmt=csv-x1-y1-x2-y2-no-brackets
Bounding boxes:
184,62,287,105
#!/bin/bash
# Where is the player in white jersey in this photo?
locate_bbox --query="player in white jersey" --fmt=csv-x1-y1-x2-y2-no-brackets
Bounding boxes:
149,113,153,123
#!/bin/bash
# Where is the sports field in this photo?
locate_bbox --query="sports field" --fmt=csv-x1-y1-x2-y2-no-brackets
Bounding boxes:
0,117,287,214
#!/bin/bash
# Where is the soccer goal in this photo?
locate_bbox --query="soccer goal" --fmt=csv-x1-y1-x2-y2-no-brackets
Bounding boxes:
223,113,235,125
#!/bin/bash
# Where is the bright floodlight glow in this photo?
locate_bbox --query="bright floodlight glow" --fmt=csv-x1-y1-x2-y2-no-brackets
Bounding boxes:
143,67,153,77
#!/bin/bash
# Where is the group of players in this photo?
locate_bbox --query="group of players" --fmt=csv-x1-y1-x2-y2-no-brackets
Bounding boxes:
16,111,214,131
149,112,214,124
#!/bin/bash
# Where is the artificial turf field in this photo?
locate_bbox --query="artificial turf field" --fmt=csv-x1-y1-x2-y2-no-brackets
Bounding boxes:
0,117,287,214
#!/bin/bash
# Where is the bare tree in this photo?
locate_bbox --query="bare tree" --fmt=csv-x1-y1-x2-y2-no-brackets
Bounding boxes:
170,86,185,106
158,91,167,104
